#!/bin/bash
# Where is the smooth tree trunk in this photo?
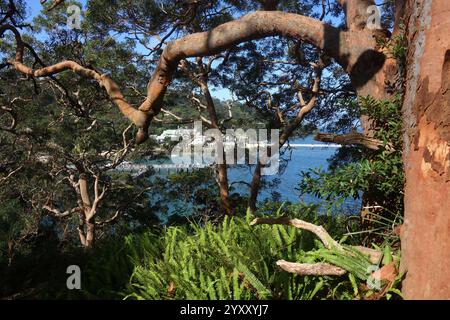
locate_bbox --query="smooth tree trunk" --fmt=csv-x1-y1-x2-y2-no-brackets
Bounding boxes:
199,80,234,215
85,219,95,247
400,0,450,299
8,0,450,298
248,163,262,212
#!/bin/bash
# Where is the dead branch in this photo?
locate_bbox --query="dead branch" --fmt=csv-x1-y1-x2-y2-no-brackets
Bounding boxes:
276,260,347,276
40,0,65,12
251,216,384,277
0,165,22,183
95,210,120,228
0,105,17,132
314,132,394,152
43,205,79,218
250,216,343,251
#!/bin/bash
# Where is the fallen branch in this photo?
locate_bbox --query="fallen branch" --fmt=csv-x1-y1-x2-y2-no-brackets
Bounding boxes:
40,0,65,11
314,132,394,152
250,217,343,251
250,217,384,277
276,260,347,276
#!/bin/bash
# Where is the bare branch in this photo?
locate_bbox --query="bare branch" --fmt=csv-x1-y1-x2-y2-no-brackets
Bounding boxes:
138,11,354,119
2,9,378,144
314,132,394,152
251,217,383,277
276,260,347,276
0,24,149,142
250,217,343,251
43,205,79,218
96,210,120,228
0,105,17,131
0,165,22,184
86,175,108,222
40,0,65,12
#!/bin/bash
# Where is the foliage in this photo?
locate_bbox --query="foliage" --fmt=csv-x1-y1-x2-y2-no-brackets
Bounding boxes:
119,206,395,300
0,0,406,301
299,95,404,242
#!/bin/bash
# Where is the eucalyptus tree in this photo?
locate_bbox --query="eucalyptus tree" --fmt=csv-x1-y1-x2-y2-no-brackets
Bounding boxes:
1,0,450,298
0,0,158,249
82,0,357,213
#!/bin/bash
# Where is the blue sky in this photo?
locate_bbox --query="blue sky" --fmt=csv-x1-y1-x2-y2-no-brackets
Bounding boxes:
27,0,87,21
24,0,232,100
23,0,386,102
27,1,42,18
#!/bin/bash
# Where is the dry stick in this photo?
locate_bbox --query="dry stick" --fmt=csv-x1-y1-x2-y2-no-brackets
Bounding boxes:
314,132,394,152
276,261,347,276
250,217,343,251
0,24,149,142
250,217,382,276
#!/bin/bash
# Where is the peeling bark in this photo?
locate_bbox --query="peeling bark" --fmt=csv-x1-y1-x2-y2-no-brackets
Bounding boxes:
2,8,390,144
401,0,450,299
276,260,347,276
139,11,386,121
314,132,391,151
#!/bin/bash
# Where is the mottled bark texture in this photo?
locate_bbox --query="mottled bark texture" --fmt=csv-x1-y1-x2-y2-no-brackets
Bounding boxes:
6,0,450,297
198,77,234,215
140,10,388,119
2,8,389,143
400,0,450,299
314,132,388,151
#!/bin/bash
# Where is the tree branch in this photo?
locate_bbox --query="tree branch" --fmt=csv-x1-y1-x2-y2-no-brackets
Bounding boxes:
250,217,384,277
43,205,79,218
337,0,377,31
95,210,120,228
2,9,378,144
138,11,353,118
250,216,343,251
0,24,149,143
40,0,65,12
276,260,347,276
314,132,394,152
0,165,22,184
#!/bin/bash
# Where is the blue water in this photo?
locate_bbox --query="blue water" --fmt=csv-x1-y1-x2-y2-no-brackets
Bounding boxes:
225,136,361,213
148,135,361,217
227,136,337,203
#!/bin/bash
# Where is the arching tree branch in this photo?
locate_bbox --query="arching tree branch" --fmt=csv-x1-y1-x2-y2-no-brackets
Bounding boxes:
40,0,65,12
0,24,149,142
138,11,355,118
314,132,394,152
337,0,377,31
2,9,382,144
